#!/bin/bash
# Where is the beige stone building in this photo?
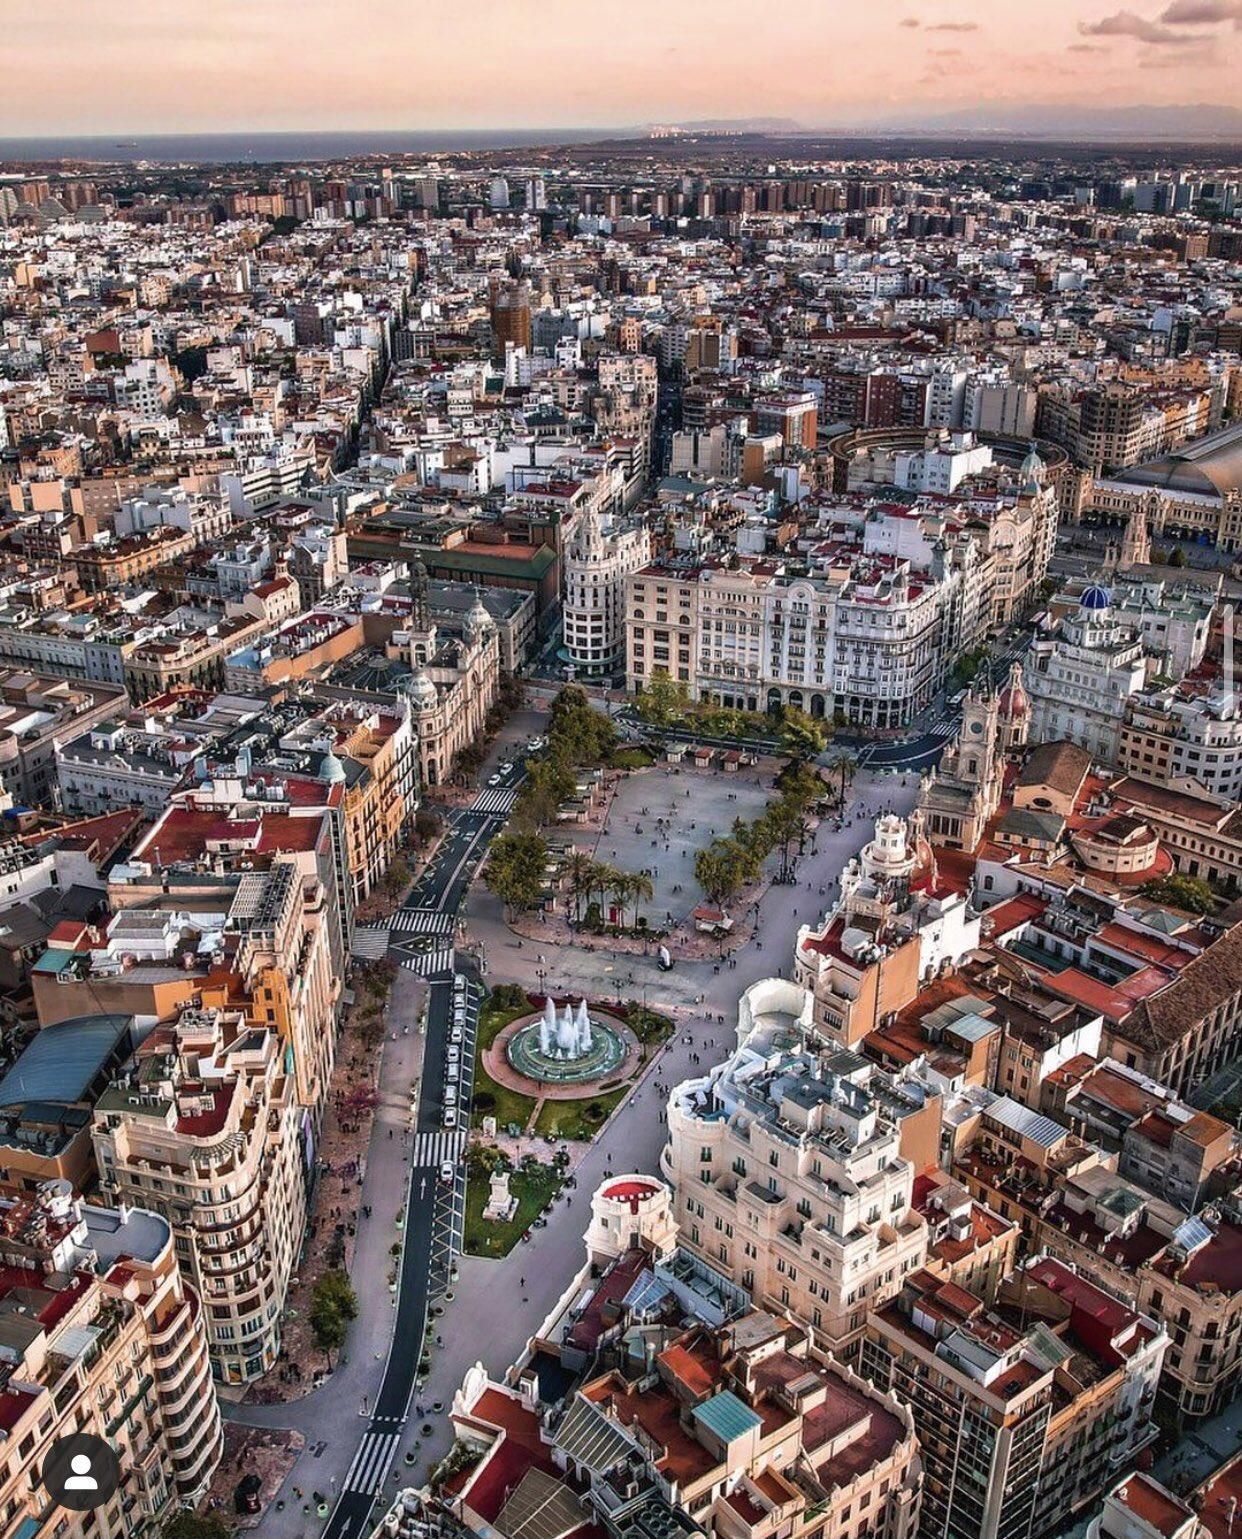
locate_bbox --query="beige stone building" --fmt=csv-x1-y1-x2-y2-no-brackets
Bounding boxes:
92,1004,308,1386
663,979,927,1362
0,1182,222,1535
862,1257,1166,1539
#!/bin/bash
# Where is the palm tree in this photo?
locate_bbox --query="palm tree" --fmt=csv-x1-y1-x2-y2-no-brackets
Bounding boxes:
627,870,655,928
589,859,617,921
563,849,595,924
830,752,858,808
607,869,633,928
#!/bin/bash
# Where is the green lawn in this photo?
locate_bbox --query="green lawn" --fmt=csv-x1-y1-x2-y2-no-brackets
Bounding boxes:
470,994,537,1132
609,745,656,771
464,1160,563,1256
622,1005,674,1046
532,1084,630,1140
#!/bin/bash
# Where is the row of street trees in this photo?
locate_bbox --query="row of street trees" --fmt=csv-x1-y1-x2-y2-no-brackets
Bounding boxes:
488,687,662,928
693,758,837,907
562,850,654,928
634,669,831,759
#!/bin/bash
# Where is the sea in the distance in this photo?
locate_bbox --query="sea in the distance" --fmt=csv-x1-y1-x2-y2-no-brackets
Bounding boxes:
0,129,619,165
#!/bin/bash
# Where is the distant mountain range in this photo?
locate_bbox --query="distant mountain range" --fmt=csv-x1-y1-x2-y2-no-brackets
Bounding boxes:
647,117,804,135
644,104,1242,142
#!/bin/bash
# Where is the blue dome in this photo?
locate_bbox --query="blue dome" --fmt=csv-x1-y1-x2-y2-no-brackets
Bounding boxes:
1080,584,1111,612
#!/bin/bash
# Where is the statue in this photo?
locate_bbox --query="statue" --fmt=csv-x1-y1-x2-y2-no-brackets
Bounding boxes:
483,1168,518,1223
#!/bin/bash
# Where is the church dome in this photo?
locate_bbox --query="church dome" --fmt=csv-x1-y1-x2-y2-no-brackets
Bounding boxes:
320,749,347,784
998,664,1029,719
405,667,439,711
464,593,492,641
1080,583,1112,612
1020,443,1046,489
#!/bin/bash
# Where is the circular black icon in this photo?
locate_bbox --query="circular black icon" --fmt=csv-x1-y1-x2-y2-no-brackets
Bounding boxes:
41,1433,121,1511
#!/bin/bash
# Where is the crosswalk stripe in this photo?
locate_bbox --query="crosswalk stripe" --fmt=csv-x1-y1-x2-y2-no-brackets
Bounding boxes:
395,945,454,978
390,909,454,935
472,787,516,815
350,925,390,960
345,1431,400,1495
412,1131,468,1167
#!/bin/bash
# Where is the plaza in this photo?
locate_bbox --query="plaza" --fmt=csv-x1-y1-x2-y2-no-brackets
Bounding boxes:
587,756,777,927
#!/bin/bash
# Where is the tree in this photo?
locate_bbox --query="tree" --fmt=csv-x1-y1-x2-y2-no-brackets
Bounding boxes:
383,855,410,897
164,1515,230,1539
310,1269,358,1369
828,751,858,807
485,832,549,915
1139,874,1216,914
779,706,829,760
514,756,576,830
635,668,689,727
627,870,655,928
694,840,754,906
778,758,826,812
562,849,596,924
547,685,617,765
415,807,443,843
608,869,634,927
764,796,809,882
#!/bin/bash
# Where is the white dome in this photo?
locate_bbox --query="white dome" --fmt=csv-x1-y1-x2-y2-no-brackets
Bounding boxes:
406,668,438,711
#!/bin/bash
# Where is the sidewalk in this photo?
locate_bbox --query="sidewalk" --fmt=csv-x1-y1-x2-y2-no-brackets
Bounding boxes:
226,965,431,1537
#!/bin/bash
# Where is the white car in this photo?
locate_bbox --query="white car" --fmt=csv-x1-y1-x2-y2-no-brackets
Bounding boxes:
440,1161,455,1185
446,1046,460,1064
498,761,513,774
529,736,546,751
450,1026,463,1044
487,773,502,786
443,1106,457,1128
445,1064,459,1084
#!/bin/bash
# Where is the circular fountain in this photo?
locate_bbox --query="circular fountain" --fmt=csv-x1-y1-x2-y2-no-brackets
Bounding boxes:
505,998,629,1086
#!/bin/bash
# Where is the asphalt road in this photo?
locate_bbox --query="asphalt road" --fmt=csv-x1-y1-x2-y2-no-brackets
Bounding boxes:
320,763,526,1539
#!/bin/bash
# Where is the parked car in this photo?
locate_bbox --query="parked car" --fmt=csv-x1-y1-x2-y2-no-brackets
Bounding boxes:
440,1162,455,1185
443,1105,457,1128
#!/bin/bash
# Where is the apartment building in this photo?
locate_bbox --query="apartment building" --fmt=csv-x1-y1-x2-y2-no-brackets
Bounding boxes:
562,508,651,679
861,1258,1166,1539
0,668,127,807
957,1127,1240,1430
1026,586,1148,765
625,559,944,729
1138,1215,1242,1425
35,805,345,1120
1118,690,1242,803
273,697,418,906
663,979,928,1361
92,1005,308,1386
0,1182,222,1536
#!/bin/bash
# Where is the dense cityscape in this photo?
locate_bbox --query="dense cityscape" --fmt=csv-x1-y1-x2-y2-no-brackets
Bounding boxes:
1,124,1241,1539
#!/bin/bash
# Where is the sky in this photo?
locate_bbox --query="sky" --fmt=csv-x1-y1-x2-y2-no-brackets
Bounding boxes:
2,0,1240,134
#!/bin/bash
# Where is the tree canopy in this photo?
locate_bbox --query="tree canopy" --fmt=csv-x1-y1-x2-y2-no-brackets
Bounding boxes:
309,1269,358,1366
485,832,549,913
1139,873,1216,914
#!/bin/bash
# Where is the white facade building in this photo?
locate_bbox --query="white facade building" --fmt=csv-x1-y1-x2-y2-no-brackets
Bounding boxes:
562,509,650,679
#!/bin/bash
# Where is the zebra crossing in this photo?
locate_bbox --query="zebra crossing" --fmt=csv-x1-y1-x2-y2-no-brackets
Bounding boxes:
350,925,391,960
396,944,454,978
412,1130,468,1168
472,786,517,815
389,908,455,936
342,1430,400,1496
928,718,957,739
